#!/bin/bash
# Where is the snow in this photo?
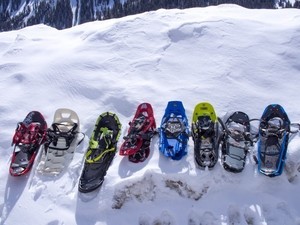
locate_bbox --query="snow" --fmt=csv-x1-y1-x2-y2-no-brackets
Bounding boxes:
1,4,300,225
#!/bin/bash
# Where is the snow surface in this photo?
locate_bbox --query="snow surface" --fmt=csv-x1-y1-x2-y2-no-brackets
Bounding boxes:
1,4,300,225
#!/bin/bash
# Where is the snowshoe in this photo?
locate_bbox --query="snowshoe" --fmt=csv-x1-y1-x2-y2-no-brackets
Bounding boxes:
256,104,291,177
78,112,121,193
159,101,189,160
219,111,252,173
191,102,219,169
119,103,156,163
37,108,84,175
10,111,47,176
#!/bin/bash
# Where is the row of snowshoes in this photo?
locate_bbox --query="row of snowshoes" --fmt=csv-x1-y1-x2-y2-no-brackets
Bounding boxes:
8,104,158,193
190,102,300,177
10,109,84,176
79,103,158,192
79,103,159,192
119,101,190,163
9,102,300,193
157,101,300,178
191,102,251,172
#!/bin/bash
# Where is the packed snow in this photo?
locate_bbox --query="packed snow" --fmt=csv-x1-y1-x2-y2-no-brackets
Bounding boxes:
1,4,300,225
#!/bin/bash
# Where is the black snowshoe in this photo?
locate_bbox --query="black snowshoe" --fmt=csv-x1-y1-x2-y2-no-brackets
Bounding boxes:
192,115,219,169
219,111,253,173
78,112,121,193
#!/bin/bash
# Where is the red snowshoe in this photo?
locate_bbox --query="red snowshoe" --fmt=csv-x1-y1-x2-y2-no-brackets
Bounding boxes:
10,111,47,176
119,103,156,163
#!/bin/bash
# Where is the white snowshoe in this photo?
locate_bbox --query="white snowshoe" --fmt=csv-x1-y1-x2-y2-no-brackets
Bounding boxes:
37,108,84,175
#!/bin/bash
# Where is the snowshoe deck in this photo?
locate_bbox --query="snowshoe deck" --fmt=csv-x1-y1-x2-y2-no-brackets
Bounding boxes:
159,101,189,160
37,108,83,175
119,103,156,163
191,102,219,169
10,111,47,176
220,111,251,173
78,112,121,193
257,104,290,177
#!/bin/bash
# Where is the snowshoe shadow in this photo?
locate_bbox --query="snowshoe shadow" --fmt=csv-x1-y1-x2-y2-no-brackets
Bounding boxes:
75,190,101,225
118,136,157,178
1,174,30,224
118,156,147,178
284,160,300,184
77,187,101,202
158,145,190,174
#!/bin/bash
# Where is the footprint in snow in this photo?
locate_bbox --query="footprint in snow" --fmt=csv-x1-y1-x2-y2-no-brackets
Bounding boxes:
227,205,241,224
261,203,294,225
188,211,200,225
139,213,152,225
152,210,175,225
243,206,259,225
188,210,218,225
200,211,218,225
276,202,298,225
32,180,47,201
284,160,299,183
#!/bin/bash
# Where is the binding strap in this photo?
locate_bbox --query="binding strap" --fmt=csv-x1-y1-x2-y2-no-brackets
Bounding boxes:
85,127,115,163
85,147,115,163
47,122,85,151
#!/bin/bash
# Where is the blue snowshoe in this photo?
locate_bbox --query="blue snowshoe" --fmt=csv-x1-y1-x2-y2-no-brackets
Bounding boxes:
257,104,290,177
159,101,189,160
